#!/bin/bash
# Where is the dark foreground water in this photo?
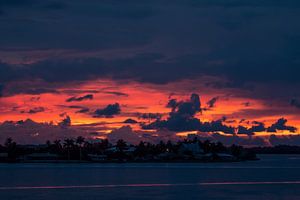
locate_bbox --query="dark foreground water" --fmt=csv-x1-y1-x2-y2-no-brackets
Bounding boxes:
1,155,300,200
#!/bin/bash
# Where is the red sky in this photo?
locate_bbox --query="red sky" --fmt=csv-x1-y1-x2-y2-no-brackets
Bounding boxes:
0,78,299,144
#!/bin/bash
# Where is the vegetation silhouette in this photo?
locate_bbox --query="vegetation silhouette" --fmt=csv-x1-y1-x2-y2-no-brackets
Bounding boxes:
0,137,259,163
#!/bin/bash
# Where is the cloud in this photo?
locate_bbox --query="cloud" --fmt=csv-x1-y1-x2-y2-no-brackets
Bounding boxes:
57,105,90,113
107,126,140,144
58,115,71,127
267,118,297,133
94,103,121,118
170,93,202,116
0,0,68,18
0,0,67,11
137,113,162,120
143,94,298,135
3,83,60,96
237,122,265,135
0,84,3,97
103,91,129,97
229,108,300,120
0,119,83,144
43,1,67,10
67,105,86,109
66,94,94,102
20,88,59,95
76,108,90,114
206,96,219,108
21,107,45,114
166,99,178,111
250,122,266,132
107,125,179,144
198,120,236,134
0,0,299,140
145,94,234,133
291,99,300,109
160,93,202,131
0,0,35,7
144,94,236,133
68,106,90,114
190,133,269,147
0,118,298,146
123,118,138,124
242,102,251,107
0,0,299,90
1,44,300,101
185,0,300,8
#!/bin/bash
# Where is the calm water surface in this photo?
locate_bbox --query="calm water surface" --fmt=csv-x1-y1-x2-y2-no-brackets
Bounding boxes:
1,155,300,200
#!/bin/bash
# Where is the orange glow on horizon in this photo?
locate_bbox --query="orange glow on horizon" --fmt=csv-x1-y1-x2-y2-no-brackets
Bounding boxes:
0,79,299,137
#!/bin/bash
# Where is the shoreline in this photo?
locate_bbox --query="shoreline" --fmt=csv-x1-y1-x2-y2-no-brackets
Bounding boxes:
0,159,259,164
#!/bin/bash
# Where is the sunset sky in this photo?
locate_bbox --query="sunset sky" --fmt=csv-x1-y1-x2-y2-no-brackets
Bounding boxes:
0,0,299,145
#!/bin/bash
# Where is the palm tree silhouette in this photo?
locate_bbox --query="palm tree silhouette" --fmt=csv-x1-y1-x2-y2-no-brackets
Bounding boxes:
5,138,17,160
54,140,62,154
76,136,85,161
116,139,127,151
63,139,74,160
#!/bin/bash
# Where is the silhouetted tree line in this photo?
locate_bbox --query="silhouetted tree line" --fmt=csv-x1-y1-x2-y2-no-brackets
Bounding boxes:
0,137,257,162
249,145,300,154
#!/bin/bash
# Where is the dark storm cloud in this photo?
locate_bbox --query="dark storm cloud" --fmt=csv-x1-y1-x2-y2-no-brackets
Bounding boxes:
66,94,93,102
0,0,154,50
0,0,300,102
0,0,67,15
94,103,121,118
42,1,67,10
11,88,59,95
2,51,300,95
184,0,300,8
0,0,34,7
0,62,18,82
0,63,60,95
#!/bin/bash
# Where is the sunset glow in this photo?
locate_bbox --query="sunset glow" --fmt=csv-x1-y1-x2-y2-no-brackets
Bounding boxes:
0,0,299,146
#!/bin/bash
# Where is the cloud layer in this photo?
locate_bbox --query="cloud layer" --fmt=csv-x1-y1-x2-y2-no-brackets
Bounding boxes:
0,1,299,144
